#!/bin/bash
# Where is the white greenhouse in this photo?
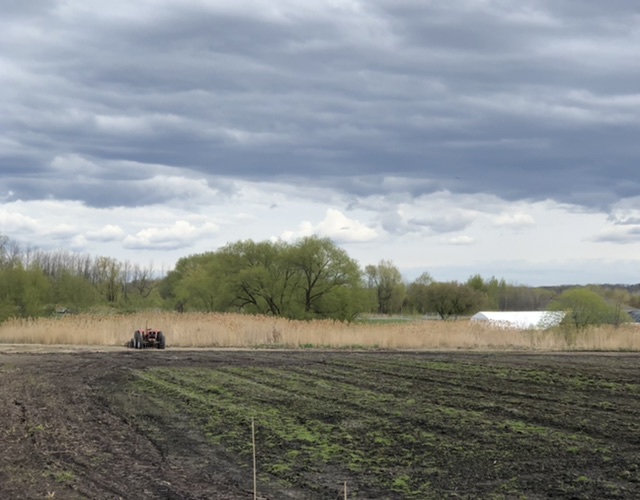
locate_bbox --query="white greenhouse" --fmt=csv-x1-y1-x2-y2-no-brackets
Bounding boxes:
470,311,565,330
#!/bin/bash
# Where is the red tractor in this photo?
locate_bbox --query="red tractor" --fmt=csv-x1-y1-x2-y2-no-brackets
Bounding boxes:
129,328,166,349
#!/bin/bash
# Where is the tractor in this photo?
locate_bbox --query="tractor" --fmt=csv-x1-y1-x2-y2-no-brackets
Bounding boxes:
128,328,166,349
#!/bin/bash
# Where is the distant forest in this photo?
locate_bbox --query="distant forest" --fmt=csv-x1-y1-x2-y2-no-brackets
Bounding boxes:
1,234,638,323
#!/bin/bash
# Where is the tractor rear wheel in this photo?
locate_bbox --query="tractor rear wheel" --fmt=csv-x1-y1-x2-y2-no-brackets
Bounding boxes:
133,331,143,349
157,331,166,349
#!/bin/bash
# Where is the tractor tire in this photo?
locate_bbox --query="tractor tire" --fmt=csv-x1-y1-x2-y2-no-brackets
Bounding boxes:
133,331,143,349
157,331,166,350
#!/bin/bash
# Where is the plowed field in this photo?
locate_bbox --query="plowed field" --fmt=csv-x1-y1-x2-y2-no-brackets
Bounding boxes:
2,349,640,499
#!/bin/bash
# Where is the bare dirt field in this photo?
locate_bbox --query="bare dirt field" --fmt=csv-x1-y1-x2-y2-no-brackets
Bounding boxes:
2,348,640,499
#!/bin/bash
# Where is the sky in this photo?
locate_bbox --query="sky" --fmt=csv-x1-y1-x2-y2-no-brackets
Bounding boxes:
1,0,640,286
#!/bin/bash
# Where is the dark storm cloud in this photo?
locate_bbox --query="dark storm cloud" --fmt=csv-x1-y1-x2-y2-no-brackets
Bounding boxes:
1,0,639,211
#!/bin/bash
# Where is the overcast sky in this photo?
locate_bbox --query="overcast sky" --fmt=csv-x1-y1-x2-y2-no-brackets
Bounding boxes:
1,0,639,286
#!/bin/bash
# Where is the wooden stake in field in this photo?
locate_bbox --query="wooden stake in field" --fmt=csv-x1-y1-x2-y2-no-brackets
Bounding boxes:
344,481,348,499
252,417,257,500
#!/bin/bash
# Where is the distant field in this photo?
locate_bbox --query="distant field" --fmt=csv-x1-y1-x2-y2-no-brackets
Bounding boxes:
1,312,640,351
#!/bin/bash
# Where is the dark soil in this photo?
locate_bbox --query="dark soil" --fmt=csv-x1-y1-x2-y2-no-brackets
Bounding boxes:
2,349,640,499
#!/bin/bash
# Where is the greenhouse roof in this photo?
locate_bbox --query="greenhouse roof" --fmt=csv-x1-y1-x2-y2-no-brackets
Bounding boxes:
470,311,565,330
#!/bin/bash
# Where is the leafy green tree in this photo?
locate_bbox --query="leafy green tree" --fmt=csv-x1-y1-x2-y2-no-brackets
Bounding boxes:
549,288,630,329
0,235,165,314
628,293,640,309
406,272,434,314
160,236,368,321
425,282,481,320
289,236,366,320
51,270,100,311
465,274,496,310
365,260,407,314
161,253,218,312
214,240,296,315
466,274,487,293
472,275,556,311
0,266,52,321
181,262,220,312
594,286,634,328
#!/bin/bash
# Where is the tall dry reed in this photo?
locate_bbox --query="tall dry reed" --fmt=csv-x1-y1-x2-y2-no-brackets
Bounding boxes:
1,312,639,351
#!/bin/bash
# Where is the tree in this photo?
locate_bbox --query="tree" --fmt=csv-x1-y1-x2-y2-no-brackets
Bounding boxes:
425,282,481,320
91,257,122,303
51,270,100,311
549,288,629,330
406,272,434,314
0,235,9,268
466,274,496,310
289,236,366,320
364,260,407,315
161,253,219,312
0,265,52,321
594,286,633,328
0,236,21,270
472,275,556,311
159,237,368,321
123,261,161,307
214,240,297,316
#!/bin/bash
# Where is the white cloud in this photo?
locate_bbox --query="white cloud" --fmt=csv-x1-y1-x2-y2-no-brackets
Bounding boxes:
123,220,218,250
280,208,378,244
448,235,475,245
94,115,154,135
0,209,39,233
69,234,89,251
86,225,126,242
494,212,536,228
46,224,77,239
370,192,482,236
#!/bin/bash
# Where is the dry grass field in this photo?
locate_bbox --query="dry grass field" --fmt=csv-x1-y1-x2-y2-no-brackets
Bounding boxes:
1,312,639,351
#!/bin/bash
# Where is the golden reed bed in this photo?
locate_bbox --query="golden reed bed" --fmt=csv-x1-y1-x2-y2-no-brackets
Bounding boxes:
1,312,640,351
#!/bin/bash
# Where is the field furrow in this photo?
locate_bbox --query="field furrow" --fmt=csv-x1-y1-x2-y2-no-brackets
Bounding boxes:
119,352,640,499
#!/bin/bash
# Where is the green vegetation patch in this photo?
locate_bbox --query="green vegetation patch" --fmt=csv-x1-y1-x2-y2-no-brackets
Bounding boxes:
123,353,640,498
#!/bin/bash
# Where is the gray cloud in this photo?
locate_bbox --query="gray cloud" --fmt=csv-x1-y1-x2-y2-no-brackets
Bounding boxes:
611,215,640,226
409,213,476,234
593,225,640,244
1,0,639,215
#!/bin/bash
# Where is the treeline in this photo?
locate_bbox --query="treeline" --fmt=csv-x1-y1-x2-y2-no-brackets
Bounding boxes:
1,234,639,324
366,262,557,319
0,235,163,322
